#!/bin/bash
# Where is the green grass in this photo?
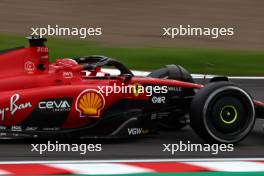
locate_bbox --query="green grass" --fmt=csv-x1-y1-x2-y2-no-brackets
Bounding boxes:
85,172,264,176
0,34,264,75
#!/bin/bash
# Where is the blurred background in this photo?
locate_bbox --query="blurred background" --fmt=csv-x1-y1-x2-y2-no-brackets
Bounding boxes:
0,0,263,75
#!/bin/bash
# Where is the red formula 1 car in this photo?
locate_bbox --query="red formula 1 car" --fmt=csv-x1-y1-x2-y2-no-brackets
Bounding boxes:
0,36,263,143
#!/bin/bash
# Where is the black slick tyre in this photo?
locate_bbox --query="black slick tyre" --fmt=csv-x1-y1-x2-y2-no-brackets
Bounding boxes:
190,81,255,143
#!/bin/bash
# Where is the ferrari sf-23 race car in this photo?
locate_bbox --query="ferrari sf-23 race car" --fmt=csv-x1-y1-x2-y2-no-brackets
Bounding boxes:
0,36,263,143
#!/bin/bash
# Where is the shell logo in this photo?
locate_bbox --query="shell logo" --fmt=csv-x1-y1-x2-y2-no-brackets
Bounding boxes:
133,83,144,97
76,89,105,117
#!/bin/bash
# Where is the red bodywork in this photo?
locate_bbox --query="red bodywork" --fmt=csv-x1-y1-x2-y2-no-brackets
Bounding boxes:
0,44,203,130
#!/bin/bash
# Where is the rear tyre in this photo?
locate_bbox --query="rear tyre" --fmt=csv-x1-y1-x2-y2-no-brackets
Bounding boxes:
190,82,255,143
148,65,193,130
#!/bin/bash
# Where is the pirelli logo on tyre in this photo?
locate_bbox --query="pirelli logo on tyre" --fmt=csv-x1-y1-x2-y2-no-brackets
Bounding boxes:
76,89,105,118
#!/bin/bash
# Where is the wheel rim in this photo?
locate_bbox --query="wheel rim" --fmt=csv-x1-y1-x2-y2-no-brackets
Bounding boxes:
209,95,245,135
220,105,238,124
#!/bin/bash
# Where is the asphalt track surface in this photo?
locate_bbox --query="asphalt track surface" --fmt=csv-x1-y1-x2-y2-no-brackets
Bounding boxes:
0,78,264,161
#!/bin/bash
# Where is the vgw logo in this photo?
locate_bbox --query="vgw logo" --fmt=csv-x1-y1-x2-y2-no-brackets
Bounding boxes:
128,128,149,136
39,98,71,112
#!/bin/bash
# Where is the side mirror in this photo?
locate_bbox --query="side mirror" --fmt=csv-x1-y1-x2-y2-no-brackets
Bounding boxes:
27,36,47,46
123,74,132,82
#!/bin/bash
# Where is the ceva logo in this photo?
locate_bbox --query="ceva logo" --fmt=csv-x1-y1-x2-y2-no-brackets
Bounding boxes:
38,99,71,112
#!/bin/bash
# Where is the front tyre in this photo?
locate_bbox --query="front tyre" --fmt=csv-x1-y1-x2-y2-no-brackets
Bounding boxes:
190,82,255,143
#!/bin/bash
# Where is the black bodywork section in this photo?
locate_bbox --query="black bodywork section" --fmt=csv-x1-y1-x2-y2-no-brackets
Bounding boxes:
22,98,73,129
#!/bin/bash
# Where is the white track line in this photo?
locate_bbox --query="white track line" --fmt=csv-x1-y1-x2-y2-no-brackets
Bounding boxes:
0,158,264,164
